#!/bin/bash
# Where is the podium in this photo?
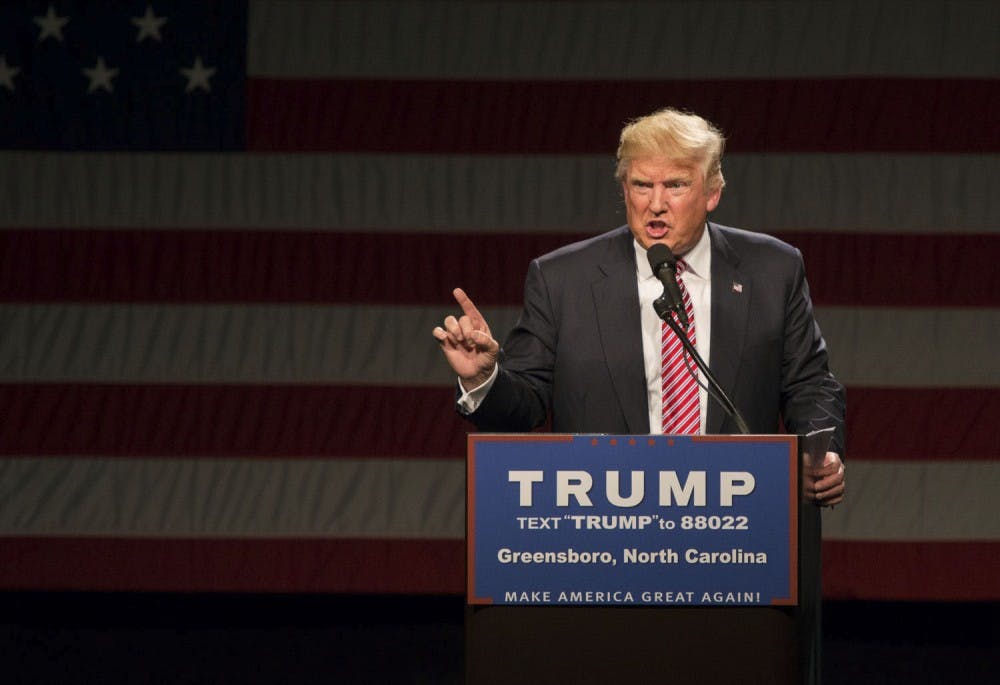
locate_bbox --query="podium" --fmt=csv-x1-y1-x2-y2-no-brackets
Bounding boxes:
465,433,828,685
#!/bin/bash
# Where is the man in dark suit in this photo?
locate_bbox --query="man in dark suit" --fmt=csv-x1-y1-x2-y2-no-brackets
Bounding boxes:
433,107,845,505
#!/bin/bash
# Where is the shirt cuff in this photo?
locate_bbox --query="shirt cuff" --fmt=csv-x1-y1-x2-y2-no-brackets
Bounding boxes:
456,364,499,415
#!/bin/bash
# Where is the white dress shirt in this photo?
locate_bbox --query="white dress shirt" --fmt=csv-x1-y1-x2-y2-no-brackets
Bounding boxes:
634,225,712,434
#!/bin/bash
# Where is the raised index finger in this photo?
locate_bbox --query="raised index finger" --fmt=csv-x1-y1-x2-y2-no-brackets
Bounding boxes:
453,288,485,327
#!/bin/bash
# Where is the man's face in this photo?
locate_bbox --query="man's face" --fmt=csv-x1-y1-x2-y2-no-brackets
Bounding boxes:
622,157,721,255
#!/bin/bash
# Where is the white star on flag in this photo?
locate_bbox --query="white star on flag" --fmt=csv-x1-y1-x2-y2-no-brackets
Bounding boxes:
82,57,119,94
180,57,216,93
33,4,70,42
132,5,168,43
0,55,21,92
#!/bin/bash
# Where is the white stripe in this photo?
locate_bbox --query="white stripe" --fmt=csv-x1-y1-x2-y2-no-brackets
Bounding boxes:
0,457,464,540
817,308,1000,387
0,153,995,233
0,304,520,387
2,305,997,387
823,461,1000,541
3,457,994,542
663,337,685,358
666,405,700,434
249,1,999,79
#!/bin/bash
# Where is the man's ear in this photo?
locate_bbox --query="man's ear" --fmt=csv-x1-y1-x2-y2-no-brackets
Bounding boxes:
706,184,722,212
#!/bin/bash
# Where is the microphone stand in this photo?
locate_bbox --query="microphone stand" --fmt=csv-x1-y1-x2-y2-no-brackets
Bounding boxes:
654,295,751,435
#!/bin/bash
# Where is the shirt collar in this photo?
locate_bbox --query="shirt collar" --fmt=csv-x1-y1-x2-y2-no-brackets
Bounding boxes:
634,223,711,280
680,223,711,280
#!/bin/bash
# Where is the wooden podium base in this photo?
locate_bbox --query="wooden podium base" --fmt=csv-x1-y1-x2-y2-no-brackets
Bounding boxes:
467,605,799,684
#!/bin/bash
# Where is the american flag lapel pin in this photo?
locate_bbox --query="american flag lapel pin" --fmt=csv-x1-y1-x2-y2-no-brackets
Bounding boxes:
732,282,744,293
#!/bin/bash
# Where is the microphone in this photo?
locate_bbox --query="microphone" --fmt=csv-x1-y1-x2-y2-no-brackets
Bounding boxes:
646,243,688,327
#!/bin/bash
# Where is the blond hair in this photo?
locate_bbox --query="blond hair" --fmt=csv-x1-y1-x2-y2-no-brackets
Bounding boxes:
615,108,726,191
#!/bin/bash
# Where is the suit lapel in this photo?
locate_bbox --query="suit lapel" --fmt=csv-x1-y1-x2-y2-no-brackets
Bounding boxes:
707,224,750,434
592,230,649,433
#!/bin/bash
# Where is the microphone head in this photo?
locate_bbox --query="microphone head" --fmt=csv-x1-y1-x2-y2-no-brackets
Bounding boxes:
646,243,676,274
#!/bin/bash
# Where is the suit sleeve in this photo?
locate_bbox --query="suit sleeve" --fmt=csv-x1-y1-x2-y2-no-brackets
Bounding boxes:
779,250,847,455
464,258,557,431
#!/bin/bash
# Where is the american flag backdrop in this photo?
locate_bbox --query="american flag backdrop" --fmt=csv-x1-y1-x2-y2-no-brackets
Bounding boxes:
1,1,998,600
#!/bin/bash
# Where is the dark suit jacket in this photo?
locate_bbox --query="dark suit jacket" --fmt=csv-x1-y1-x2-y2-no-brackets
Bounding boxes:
469,222,846,455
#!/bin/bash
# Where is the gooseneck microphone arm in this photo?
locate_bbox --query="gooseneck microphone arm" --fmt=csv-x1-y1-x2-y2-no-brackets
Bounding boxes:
647,244,750,435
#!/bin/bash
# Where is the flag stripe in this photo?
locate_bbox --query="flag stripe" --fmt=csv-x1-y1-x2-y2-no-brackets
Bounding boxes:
3,230,998,307
1,384,996,461
2,459,996,541
816,307,1000,388
2,305,996,388
0,384,467,459
0,457,464,539
822,541,1000,601
248,0,1000,80
0,536,464,593
821,461,1000,541
246,78,1000,154
0,303,518,387
3,153,994,234
0,536,995,599
848,388,999,461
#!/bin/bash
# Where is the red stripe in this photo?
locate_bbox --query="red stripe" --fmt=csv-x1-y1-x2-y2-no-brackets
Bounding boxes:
0,384,468,459
823,540,1000,601
1,384,995,461
3,230,996,307
789,232,1000,308
246,78,1000,153
0,230,567,306
847,387,999,461
0,537,463,593
0,536,995,599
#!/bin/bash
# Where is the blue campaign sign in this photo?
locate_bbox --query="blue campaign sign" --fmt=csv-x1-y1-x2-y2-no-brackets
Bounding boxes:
467,434,798,606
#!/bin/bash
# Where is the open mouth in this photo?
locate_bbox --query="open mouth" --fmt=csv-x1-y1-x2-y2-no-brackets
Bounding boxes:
646,220,669,238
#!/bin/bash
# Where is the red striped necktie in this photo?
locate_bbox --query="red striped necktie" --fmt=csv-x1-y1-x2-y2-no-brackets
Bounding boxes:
660,259,700,435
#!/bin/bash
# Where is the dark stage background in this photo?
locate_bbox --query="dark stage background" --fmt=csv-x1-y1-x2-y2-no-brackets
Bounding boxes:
4,593,998,684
